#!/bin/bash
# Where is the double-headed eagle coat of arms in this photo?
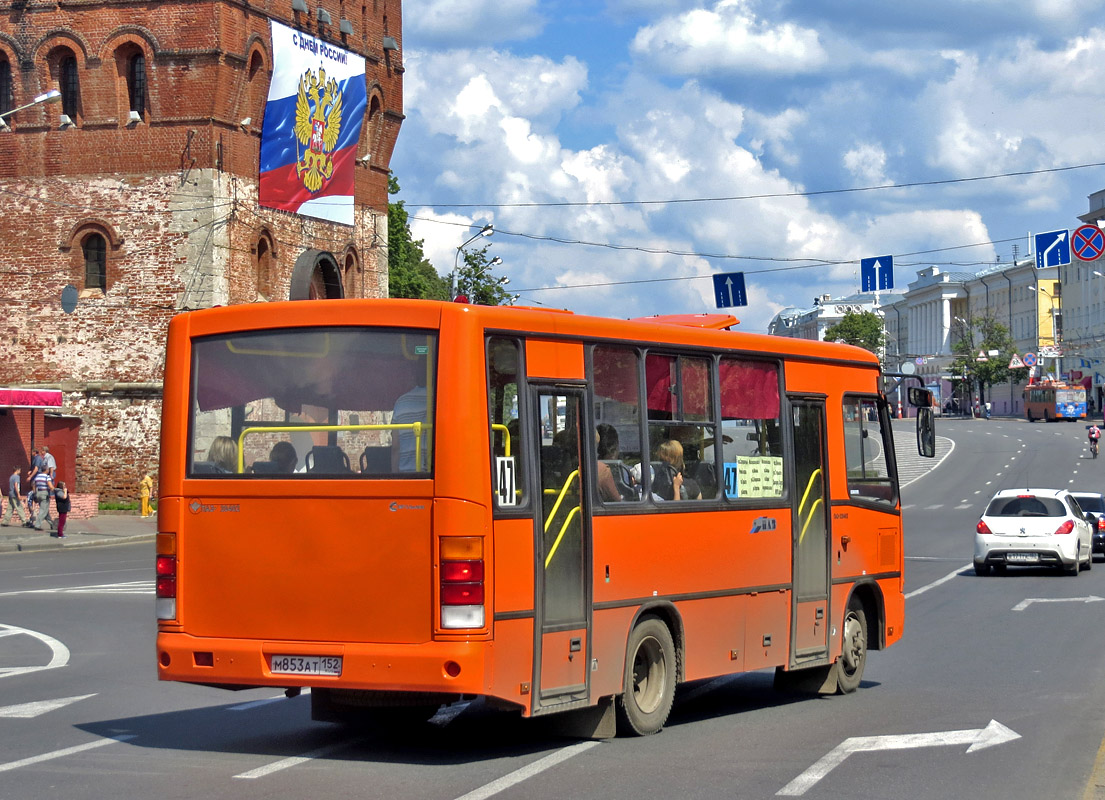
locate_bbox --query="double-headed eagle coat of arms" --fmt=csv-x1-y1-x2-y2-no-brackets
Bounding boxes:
293,67,343,193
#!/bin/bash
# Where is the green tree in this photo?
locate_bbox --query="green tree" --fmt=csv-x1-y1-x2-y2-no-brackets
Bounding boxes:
822,310,886,354
949,315,1029,411
387,175,449,300
454,245,515,306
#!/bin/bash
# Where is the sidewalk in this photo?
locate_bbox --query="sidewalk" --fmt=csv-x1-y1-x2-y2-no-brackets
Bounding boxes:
0,512,156,553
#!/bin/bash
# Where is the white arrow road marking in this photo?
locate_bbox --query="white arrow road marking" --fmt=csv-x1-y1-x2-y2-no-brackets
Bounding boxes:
0,581,153,597
234,737,365,779
0,623,69,679
0,694,96,718
453,741,602,800
0,735,135,774
1012,596,1105,612
777,720,1020,796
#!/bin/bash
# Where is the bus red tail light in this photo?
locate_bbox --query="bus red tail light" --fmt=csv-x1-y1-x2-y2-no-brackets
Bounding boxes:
156,555,177,620
976,520,992,535
440,537,484,629
1054,520,1075,535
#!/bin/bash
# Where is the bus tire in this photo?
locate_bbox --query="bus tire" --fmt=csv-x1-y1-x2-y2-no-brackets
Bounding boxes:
832,600,867,694
617,617,676,736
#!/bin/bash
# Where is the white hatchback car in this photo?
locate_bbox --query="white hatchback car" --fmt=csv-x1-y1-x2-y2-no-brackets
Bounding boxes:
974,488,1094,576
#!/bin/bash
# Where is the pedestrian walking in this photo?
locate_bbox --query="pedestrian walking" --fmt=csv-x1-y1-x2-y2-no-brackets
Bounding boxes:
2,466,28,526
41,445,56,479
32,467,53,530
140,472,154,517
53,481,70,538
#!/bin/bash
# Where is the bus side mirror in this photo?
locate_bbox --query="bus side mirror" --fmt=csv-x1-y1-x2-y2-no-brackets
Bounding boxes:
907,386,933,407
917,407,936,458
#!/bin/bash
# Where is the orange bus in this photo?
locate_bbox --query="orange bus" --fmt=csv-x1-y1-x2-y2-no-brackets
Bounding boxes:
155,299,934,736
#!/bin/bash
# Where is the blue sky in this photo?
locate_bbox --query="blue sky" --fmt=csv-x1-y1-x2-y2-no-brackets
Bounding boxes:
391,0,1105,332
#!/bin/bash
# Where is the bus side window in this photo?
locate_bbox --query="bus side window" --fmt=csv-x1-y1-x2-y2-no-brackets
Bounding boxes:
842,396,896,506
488,337,527,509
718,358,783,500
592,345,643,504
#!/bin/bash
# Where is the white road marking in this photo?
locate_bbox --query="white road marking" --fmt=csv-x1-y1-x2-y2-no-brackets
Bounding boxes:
905,565,970,600
924,504,943,510
234,738,363,779
0,735,134,774
0,694,96,718
1012,596,1105,612
777,721,1019,796
452,741,602,800
0,623,69,678
955,504,972,509
0,581,153,597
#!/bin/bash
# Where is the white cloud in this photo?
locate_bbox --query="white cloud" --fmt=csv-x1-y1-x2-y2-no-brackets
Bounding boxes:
843,142,890,186
630,0,827,76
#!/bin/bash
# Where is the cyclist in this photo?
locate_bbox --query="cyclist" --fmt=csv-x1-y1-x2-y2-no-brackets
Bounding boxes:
1089,423,1101,458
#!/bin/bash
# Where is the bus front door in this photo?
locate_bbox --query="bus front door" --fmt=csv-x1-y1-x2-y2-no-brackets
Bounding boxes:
790,398,831,663
532,389,592,713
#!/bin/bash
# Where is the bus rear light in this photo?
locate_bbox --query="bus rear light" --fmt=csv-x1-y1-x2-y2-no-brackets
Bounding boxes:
441,605,484,628
976,520,992,535
156,555,177,621
441,560,483,582
440,537,485,629
441,582,484,605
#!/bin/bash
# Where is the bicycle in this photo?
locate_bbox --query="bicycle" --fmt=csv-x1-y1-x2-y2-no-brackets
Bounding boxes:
1092,438,1100,459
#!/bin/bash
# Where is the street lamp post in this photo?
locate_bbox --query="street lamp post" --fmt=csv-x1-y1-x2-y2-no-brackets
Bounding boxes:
0,89,62,128
451,224,493,300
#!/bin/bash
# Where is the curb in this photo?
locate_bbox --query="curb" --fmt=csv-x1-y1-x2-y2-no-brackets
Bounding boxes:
0,533,156,554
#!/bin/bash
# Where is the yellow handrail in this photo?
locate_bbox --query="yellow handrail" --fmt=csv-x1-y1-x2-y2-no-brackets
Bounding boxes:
797,468,822,516
490,423,512,457
545,506,582,569
543,470,579,534
234,421,432,473
799,497,823,544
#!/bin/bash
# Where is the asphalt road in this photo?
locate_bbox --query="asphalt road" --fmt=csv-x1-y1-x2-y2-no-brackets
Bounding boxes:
3,417,1105,799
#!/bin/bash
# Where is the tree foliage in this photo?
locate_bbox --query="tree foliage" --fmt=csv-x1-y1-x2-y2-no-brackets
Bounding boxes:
949,315,1029,404
822,311,886,354
387,175,449,300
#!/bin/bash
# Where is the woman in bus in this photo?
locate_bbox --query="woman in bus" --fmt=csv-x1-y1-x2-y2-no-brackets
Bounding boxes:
656,439,701,501
209,435,237,473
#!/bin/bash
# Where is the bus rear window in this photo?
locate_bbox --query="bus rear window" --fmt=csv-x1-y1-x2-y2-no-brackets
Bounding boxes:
189,328,437,477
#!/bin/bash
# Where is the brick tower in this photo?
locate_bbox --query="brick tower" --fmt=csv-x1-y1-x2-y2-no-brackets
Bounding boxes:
0,0,403,501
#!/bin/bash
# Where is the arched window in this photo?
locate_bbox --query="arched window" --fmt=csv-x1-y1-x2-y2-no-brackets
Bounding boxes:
127,52,147,117
83,233,107,290
0,60,11,119
255,233,276,300
60,55,80,119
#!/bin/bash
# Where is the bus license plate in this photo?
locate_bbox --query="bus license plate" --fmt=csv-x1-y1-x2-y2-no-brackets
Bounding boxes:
1006,553,1039,564
270,655,343,676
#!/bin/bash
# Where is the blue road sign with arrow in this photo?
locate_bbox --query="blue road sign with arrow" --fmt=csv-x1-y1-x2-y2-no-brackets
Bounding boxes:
1034,229,1070,269
860,255,894,291
712,272,747,308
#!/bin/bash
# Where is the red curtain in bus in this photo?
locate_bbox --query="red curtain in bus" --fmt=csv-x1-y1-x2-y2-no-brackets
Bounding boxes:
719,359,779,420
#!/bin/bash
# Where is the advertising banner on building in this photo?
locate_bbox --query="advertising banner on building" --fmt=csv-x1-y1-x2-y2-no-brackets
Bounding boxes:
259,21,366,225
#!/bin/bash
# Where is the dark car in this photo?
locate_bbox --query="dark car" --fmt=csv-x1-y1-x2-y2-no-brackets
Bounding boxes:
1072,492,1105,558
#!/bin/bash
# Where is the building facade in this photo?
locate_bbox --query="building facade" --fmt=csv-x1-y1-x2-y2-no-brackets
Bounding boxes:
0,0,403,500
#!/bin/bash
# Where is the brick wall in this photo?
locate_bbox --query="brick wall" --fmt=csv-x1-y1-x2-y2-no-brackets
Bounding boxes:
0,1,402,501
67,493,99,520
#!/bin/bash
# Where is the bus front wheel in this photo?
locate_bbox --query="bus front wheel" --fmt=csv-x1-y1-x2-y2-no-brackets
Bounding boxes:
833,601,867,694
617,617,676,736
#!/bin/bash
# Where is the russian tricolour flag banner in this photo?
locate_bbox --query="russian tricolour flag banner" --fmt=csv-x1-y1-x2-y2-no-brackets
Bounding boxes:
259,21,366,226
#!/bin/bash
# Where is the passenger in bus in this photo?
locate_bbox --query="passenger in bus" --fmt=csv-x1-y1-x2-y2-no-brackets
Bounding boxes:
392,366,430,472
209,435,238,473
656,439,702,501
269,441,298,473
595,425,621,502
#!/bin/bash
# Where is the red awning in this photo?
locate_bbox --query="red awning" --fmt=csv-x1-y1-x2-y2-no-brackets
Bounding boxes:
0,388,63,409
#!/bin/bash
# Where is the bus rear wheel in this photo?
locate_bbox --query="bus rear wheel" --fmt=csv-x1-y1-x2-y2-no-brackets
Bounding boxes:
617,617,676,736
832,600,867,694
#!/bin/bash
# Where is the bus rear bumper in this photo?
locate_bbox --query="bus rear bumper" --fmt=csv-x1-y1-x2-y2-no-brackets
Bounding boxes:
156,632,491,695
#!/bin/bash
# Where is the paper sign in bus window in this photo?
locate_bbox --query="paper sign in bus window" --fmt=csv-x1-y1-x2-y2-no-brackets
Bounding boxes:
724,456,783,498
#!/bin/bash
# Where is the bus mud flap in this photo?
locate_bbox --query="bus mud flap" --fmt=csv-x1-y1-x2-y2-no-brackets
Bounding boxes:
773,664,837,695
545,696,616,739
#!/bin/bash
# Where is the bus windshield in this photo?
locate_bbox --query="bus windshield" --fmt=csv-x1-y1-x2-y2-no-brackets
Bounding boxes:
189,327,437,477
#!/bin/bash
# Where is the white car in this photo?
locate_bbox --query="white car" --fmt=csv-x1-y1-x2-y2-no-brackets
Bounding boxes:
974,488,1094,576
